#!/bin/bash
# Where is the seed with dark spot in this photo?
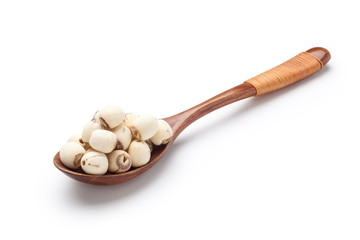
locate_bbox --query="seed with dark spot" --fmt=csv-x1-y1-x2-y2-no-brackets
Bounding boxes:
115,140,124,150
99,117,110,129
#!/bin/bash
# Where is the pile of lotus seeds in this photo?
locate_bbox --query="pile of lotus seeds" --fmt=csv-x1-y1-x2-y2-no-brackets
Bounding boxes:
59,105,173,175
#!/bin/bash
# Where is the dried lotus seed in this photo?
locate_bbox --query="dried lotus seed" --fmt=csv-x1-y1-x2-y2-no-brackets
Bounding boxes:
150,120,173,145
131,114,159,140
60,142,86,170
85,147,96,153
123,113,138,127
96,105,125,129
113,125,132,150
82,121,102,143
80,151,108,175
128,140,151,167
67,134,81,143
108,150,132,173
91,110,100,122
67,134,86,147
145,139,153,152
89,129,118,153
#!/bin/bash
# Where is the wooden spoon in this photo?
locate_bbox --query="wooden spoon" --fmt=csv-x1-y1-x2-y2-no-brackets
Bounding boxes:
54,47,331,185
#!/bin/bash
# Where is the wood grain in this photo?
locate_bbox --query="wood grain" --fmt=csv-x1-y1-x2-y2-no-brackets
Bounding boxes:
306,47,331,65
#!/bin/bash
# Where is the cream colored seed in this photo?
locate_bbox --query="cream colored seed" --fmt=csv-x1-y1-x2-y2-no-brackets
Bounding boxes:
131,114,159,140
91,110,100,122
108,150,132,173
113,125,132,150
60,142,86,170
128,140,151,167
89,129,118,153
67,134,86,148
145,139,153,152
67,134,81,143
150,120,173,145
123,113,138,128
81,151,108,175
82,121,102,143
96,105,125,129
85,147,96,153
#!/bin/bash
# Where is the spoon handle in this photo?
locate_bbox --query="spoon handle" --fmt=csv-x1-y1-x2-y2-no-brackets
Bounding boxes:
167,47,330,137
245,47,330,96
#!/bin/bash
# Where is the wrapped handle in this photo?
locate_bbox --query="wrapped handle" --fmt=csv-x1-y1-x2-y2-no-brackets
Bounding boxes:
245,47,331,96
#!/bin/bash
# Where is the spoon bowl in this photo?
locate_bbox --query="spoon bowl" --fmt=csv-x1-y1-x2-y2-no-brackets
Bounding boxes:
53,140,172,185
54,47,330,185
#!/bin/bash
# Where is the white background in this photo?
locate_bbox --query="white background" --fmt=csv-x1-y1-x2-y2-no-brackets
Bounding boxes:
0,1,359,239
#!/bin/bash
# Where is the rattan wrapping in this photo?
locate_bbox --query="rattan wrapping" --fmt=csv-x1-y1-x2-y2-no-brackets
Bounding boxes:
245,52,323,96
